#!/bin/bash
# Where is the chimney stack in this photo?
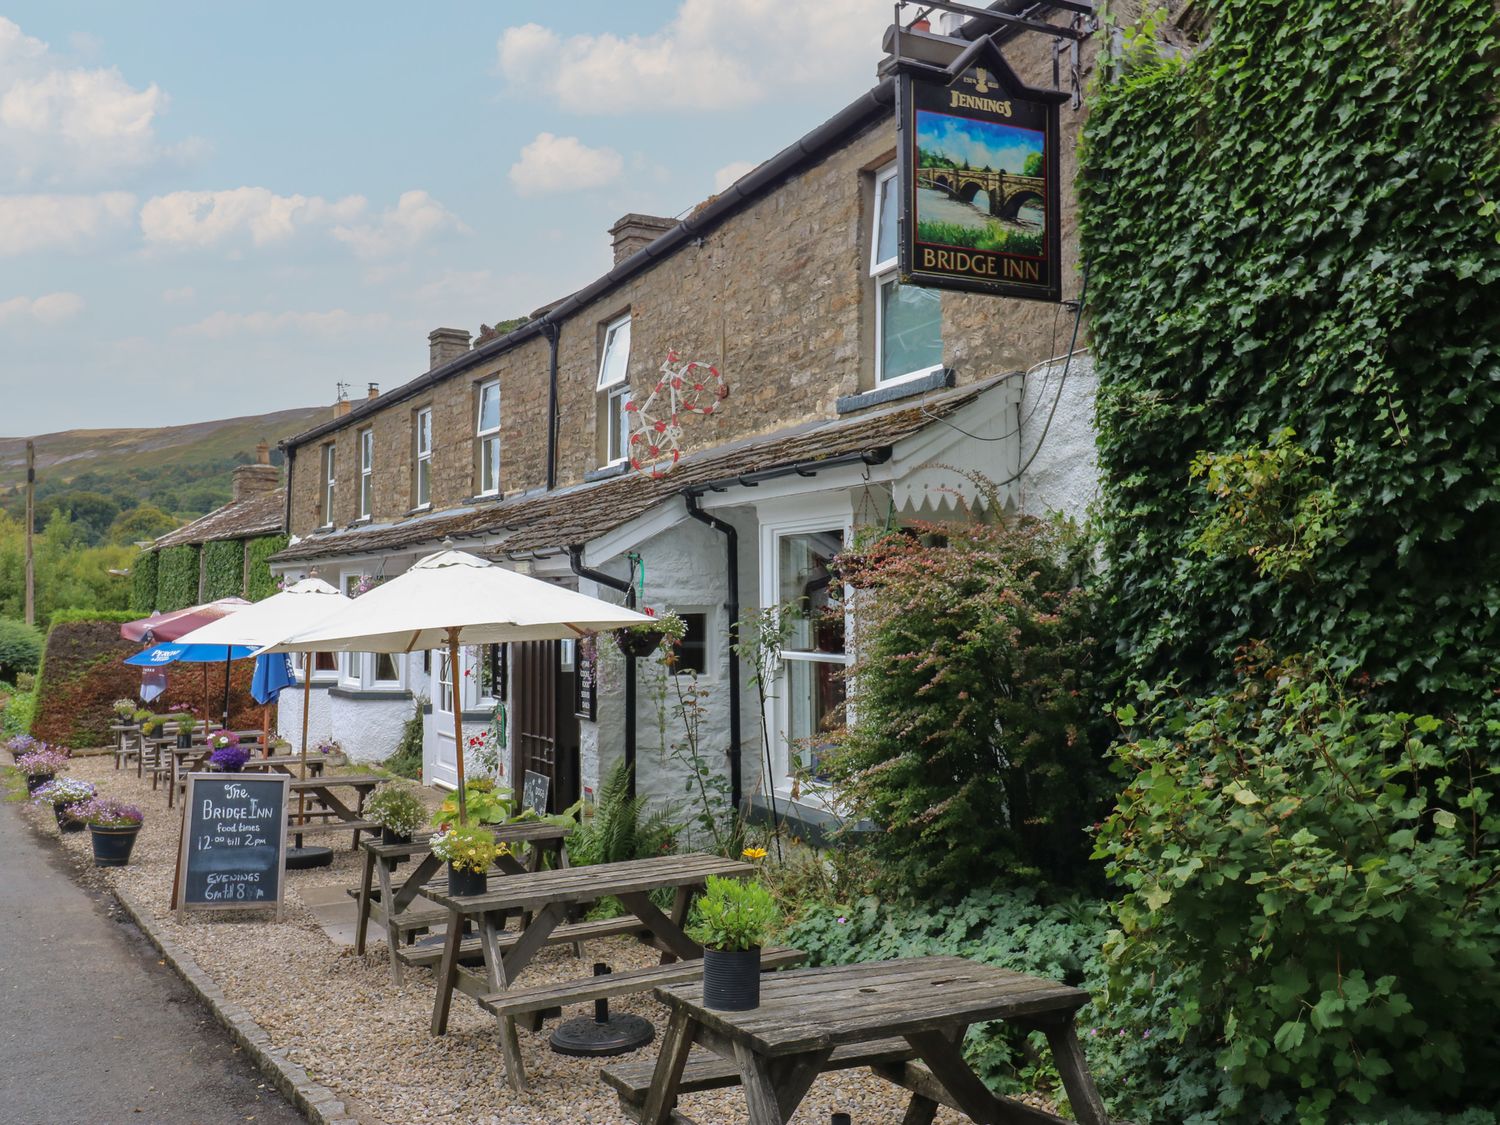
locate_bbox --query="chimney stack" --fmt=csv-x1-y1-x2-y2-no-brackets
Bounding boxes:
367,382,380,400
232,448,280,501
609,214,676,265
429,327,472,371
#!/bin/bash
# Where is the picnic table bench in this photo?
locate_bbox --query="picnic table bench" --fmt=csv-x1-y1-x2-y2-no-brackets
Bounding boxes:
420,852,804,1091
109,722,141,771
286,774,384,848
352,820,573,984
604,956,1111,1125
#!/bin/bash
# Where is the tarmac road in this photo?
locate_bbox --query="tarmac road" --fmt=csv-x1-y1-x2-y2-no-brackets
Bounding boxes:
0,799,306,1125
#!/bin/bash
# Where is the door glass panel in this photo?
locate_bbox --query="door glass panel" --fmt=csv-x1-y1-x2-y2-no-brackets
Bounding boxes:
778,531,846,653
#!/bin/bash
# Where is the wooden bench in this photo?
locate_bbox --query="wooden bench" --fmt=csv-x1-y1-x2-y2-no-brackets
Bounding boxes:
602,1036,918,1121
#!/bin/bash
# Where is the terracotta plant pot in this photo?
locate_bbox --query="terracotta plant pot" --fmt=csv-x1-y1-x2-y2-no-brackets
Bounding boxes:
89,823,142,867
702,947,761,1011
447,863,487,898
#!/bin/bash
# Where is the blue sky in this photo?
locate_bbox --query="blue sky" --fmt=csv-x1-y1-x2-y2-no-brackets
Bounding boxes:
917,112,1043,174
0,2,906,434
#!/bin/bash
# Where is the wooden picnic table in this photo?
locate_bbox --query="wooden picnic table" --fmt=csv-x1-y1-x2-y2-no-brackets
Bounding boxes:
287,774,384,848
605,956,1110,1125
420,852,800,1091
162,736,281,807
353,820,573,984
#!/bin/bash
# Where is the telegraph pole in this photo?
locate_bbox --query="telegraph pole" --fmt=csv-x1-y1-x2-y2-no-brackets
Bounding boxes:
23,439,35,626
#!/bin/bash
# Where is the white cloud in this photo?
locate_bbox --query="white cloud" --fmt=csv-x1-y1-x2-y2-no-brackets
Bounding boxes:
0,17,171,184
509,133,624,197
0,291,84,325
496,0,904,114
140,187,365,249
174,308,388,340
0,191,135,255
161,285,195,303
713,160,758,193
331,189,467,258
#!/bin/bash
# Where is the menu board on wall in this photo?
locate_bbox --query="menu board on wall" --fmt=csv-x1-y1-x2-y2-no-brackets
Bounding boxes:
574,640,597,721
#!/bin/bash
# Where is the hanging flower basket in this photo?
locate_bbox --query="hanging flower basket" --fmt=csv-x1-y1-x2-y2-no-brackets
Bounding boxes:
613,628,667,658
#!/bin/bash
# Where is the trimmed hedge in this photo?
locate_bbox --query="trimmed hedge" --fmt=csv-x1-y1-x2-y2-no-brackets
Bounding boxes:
202,538,245,600
156,544,200,611
245,534,288,601
130,549,159,613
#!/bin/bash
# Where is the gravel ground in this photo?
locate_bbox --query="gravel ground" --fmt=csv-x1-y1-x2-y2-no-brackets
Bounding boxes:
35,755,981,1125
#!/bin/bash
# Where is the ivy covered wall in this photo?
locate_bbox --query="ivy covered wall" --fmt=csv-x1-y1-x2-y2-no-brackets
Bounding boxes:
1081,0,1500,706
156,544,200,612
201,539,245,601
129,549,159,613
245,534,288,601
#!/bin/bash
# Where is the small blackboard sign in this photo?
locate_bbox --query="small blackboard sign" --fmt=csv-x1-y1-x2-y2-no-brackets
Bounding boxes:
522,770,550,816
174,773,289,922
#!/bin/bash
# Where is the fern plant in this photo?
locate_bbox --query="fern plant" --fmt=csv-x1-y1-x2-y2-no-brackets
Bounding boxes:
566,759,678,867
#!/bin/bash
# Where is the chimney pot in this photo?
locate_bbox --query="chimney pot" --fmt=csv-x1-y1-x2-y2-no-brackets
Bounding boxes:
367,382,380,399
255,441,270,466
608,213,677,265
429,327,472,371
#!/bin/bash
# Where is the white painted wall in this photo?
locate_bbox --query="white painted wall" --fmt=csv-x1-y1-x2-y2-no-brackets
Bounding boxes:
1016,351,1098,524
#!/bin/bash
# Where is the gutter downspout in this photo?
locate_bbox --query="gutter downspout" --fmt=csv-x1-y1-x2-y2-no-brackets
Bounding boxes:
568,546,638,799
281,443,295,540
543,322,561,492
682,493,742,811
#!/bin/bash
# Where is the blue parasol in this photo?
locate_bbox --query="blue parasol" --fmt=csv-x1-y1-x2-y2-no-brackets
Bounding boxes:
124,643,255,666
250,653,295,705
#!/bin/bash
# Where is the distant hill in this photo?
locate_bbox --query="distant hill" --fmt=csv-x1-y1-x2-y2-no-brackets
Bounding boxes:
0,405,329,534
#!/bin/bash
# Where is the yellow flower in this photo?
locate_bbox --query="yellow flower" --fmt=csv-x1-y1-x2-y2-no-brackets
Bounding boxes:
742,847,768,860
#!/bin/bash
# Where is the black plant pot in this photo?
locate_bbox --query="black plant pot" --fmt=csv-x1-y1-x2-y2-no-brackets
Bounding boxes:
52,804,86,833
90,823,142,867
613,629,666,658
24,773,54,794
380,827,412,847
702,947,761,1011
447,863,487,898
176,732,194,749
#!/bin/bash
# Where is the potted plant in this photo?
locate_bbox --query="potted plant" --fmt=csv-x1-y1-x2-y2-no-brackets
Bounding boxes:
32,778,96,832
140,714,168,738
111,698,138,722
132,708,152,726
16,748,69,794
74,797,145,867
430,777,516,829
174,714,197,749
207,734,251,773
612,610,686,659
685,875,780,1011
5,733,37,763
315,738,347,767
368,782,426,847
431,824,501,896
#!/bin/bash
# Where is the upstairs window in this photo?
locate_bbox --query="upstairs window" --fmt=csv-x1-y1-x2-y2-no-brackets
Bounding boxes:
414,407,432,508
871,165,942,384
476,380,500,496
321,443,336,526
596,314,632,464
358,428,373,519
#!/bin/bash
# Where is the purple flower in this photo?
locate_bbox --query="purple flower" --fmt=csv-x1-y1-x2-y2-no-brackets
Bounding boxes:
208,744,252,772
73,797,144,828
837,916,847,924
16,748,69,776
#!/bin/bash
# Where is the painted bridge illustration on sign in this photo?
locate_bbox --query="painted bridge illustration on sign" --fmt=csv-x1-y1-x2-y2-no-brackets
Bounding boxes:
916,168,1045,221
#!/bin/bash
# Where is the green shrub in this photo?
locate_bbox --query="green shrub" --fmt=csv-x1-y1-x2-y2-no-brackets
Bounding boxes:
567,759,677,867
245,535,288,601
156,545,199,611
1,688,34,738
825,514,1106,896
381,697,424,779
684,876,778,951
0,618,42,682
129,549,158,613
201,539,244,600
1094,652,1500,1122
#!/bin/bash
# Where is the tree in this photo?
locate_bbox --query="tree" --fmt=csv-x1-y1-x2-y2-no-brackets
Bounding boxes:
1022,151,1043,177
108,504,181,546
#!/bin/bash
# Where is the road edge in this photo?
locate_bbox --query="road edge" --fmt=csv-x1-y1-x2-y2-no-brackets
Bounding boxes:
112,883,371,1125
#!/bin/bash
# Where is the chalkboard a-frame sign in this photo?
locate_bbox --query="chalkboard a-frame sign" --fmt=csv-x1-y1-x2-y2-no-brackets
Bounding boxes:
173,773,290,922
897,37,1067,302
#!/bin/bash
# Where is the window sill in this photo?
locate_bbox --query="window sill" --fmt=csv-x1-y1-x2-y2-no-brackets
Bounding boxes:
836,367,954,415
328,686,413,702
468,491,502,504
348,517,372,529
404,504,433,517
585,461,630,483
742,792,876,848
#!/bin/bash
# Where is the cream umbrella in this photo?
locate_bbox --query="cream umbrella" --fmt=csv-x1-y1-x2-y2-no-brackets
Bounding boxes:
260,549,651,822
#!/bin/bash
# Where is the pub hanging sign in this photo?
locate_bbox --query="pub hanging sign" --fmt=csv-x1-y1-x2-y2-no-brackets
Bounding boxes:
897,43,1067,302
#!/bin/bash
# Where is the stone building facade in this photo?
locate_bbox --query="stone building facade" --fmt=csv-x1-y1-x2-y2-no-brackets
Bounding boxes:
270,12,1102,834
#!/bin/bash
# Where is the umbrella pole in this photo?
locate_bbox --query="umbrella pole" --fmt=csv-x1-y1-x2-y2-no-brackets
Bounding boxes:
222,647,232,729
448,628,467,826
261,704,271,759
201,665,209,732
297,653,314,837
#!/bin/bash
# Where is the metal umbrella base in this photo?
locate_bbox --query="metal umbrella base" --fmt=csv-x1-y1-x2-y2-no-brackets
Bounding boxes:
549,964,655,1057
285,846,333,869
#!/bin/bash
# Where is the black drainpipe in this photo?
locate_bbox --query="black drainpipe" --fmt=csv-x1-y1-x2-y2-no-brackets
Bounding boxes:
682,492,742,811
568,546,638,798
543,322,561,491
281,443,295,537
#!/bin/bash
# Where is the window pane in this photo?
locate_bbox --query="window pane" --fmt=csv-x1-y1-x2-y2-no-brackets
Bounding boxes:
417,458,430,506
778,531,845,653
875,174,898,265
597,317,632,389
374,652,399,683
417,410,431,455
880,278,942,382
478,383,499,433
360,430,372,470
787,657,844,782
359,473,371,518
675,612,709,675
608,386,630,462
481,436,500,494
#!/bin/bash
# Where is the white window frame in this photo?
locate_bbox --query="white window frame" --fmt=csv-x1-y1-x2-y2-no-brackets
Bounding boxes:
758,497,853,802
339,572,403,690
598,314,632,465
292,651,339,685
476,380,501,497
358,428,373,520
433,646,486,714
321,443,336,527
871,164,944,387
414,407,432,509
668,606,715,681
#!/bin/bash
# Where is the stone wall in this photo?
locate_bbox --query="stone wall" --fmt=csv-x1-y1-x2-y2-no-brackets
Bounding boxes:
285,24,1095,540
